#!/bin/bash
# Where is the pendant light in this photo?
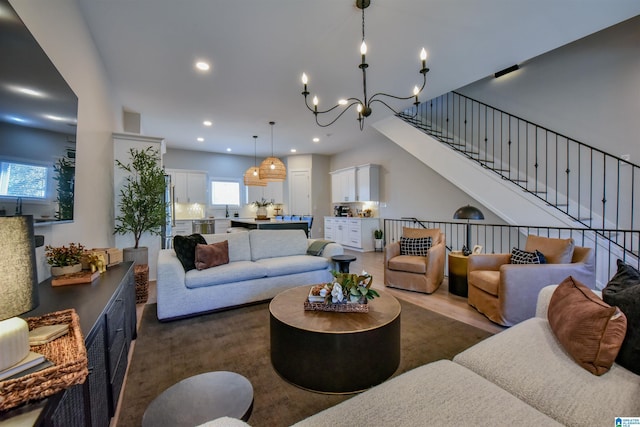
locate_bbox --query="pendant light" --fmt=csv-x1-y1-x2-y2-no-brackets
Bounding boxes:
259,121,286,182
244,135,267,186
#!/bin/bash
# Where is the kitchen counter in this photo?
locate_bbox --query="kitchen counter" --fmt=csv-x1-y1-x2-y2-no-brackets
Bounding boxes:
230,218,309,236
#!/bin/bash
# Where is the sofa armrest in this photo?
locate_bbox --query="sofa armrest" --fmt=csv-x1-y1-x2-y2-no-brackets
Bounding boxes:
157,250,187,293
319,242,344,260
425,240,445,283
468,253,511,272
384,242,400,265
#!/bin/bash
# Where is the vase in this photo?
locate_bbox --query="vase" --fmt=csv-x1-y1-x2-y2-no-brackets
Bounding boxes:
123,247,149,266
51,263,82,277
256,206,268,219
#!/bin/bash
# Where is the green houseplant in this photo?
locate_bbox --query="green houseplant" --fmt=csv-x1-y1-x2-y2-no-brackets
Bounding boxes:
114,147,166,264
374,229,384,251
45,243,85,276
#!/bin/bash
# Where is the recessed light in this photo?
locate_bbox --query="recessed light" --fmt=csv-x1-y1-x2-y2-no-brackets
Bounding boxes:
290,149,297,153
226,148,232,152
312,137,320,143
203,120,212,126
195,61,210,71
197,137,204,142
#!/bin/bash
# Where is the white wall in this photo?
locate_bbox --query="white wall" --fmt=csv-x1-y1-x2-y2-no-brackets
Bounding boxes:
11,0,117,281
329,132,504,224
458,15,640,164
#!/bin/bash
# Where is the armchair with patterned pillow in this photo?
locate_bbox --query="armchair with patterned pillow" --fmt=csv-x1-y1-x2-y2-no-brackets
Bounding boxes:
467,235,595,326
384,227,446,294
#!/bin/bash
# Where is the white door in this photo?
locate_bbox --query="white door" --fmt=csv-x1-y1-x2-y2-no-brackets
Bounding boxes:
289,169,311,215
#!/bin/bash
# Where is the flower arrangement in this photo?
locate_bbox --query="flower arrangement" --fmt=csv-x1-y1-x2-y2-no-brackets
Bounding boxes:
311,270,379,304
45,243,85,267
252,198,273,208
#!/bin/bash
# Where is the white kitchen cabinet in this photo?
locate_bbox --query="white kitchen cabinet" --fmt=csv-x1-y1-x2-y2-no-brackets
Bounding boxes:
172,220,192,236
168,169,207,204
330,168,356,203
324,217,380,251
356,164,380,202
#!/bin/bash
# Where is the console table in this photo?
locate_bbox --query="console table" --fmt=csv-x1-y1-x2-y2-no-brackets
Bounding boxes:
0,263,137,427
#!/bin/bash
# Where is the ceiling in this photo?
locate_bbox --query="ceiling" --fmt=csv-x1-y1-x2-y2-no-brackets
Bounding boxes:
76,0,640,158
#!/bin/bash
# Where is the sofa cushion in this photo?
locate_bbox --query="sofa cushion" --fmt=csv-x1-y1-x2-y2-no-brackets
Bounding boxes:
399,236,432,256
203,232,251,262
548,276,627,375
388,255,426,274
249,229,307,261
468,270,500,296
454,317,640,427
510,247,546,264
256,255,329,277
524,235,574,264
293,360,562,427
184,261,267,288
402,227,440,243
195,241,229,270
602,259,640,375
173,233,207,271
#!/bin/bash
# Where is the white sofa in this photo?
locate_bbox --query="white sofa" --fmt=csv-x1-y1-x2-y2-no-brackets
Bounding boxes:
157,229,343,321
292,285,640,426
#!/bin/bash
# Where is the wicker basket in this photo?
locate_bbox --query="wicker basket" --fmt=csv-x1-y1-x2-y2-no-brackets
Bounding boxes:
135,264,149,304
304,299,369,313
0,309,88,412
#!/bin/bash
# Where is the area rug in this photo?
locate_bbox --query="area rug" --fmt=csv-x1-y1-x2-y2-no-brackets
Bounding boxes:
117,299,492,427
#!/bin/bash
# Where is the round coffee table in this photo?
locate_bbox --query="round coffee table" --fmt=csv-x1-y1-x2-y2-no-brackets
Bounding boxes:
142,371,253,427
270,285,401,394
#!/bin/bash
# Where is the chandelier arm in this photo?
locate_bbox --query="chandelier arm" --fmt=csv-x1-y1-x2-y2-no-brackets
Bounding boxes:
368,70,428,103
368,98,402,115
304,94,361,115
314,101,362,128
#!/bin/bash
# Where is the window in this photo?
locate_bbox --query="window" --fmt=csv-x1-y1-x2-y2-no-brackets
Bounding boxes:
210,180,240,206
0,160,48,199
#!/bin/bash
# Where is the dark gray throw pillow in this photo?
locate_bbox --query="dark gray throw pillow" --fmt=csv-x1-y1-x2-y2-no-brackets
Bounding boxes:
173,233,207,271
510,247,547,264
602,259,640,375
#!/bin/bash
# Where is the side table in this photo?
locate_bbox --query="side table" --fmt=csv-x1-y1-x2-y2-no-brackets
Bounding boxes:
331,254,357,273
448,252,469,297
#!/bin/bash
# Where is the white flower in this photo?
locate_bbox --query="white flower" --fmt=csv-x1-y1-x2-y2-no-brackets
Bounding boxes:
319,288,327,297
331,283,344,303
361,270,368,276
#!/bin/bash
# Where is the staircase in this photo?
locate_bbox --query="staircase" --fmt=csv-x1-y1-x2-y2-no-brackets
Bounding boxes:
373,91,639,283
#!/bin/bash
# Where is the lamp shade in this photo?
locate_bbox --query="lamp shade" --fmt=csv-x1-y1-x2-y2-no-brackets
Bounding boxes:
453,205,484,220
0,215,39,320
244,166,267,186
259,157,286,182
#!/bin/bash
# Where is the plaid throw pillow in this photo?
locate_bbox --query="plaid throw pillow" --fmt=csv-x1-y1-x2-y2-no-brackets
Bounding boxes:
510,247,547,264
400,236,432,256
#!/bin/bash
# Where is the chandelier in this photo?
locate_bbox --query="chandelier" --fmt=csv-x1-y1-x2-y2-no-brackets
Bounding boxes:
244,135,267,187
258,121,286,182
301,0,429,130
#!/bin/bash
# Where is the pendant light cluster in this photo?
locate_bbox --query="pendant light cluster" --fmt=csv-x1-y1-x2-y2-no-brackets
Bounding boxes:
258,121,286,182
243,135,266,187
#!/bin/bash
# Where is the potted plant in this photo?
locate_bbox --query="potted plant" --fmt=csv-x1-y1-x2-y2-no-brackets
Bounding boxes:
114,147,166,265
252,197,272,220
374,229,384,251
45,243,85,276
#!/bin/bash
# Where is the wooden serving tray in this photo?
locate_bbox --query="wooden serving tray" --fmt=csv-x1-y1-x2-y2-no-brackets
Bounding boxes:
51,270,99,287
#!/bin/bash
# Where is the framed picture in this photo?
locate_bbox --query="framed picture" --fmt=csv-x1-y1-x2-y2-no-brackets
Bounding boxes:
472,245,483,255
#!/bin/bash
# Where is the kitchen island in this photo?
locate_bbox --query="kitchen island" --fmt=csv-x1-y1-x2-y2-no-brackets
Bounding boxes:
230,218,309,236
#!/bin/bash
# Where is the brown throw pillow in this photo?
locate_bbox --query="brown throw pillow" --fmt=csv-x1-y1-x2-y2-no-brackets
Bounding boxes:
524,235,574,264
548,276,627,375
195,241,229,270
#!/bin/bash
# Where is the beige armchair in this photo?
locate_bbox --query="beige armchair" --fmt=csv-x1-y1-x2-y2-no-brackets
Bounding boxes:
384,228,445,294
467,235,595,326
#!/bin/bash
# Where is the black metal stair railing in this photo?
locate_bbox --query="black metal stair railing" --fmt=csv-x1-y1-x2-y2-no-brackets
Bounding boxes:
398,91,640,259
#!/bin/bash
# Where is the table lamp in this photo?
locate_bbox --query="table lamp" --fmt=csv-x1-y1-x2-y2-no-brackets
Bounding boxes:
453,205,484,255
0,215,40,371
